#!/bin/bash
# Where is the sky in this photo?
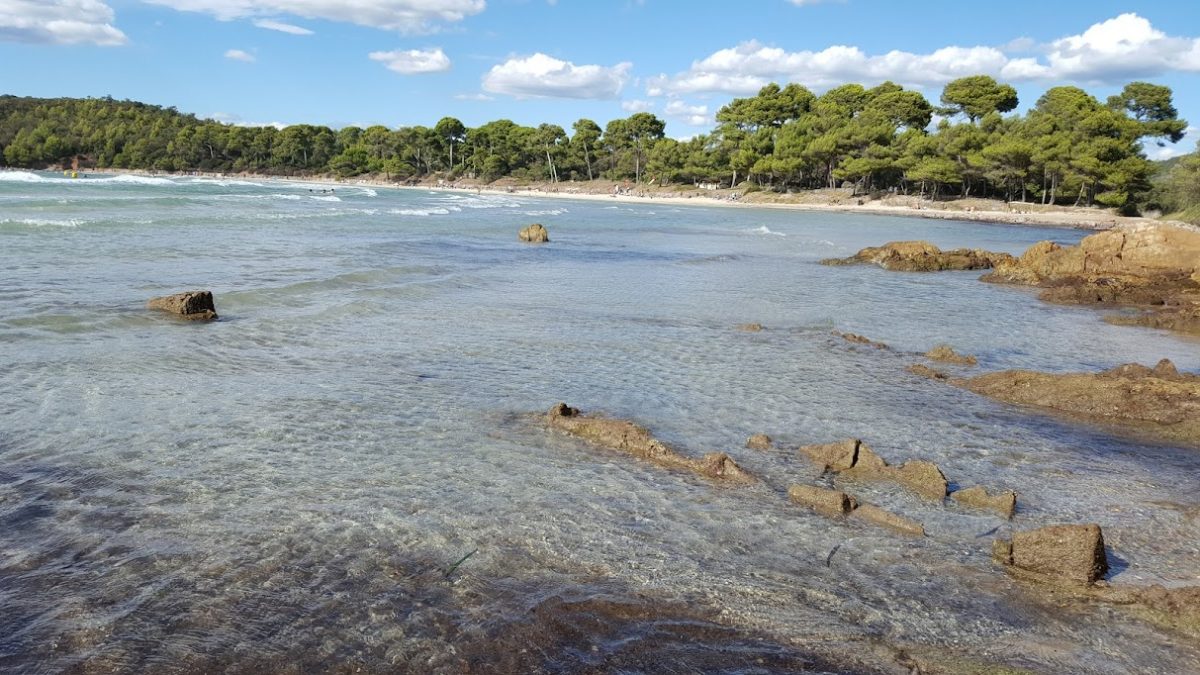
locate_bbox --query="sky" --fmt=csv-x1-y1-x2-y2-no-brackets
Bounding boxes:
1,0,1199,157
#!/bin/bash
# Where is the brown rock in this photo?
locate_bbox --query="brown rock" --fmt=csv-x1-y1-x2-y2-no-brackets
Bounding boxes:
546,403,755,483
1126,585,1200,637
925,344,978,366
821,240,1015,272
745,433,773,450
736,323,765,332
852,503,925,536
798,438,862,472
957,363,1200,447
147,290,218,321
833,331,890,350
519,223,550,243
907,364,949,380
788,484,857,516
994,524,1108,585
951,486,1017,519
843,459,948,501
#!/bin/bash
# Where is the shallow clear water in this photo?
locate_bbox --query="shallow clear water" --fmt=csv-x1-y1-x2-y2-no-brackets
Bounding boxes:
2,170,1199,673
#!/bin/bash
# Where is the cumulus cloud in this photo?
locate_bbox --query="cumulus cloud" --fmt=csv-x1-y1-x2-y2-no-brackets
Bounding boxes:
253,18,312,34
369,47,450,74
664,100,710,126
647,13,1200,96
620,99,653,112
483,53,631,99
454,92,494,101
224,48,255,61
0,0,127,46
140,0,485,34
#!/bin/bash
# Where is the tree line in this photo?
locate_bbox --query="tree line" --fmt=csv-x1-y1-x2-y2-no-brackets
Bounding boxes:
0,75,1191,212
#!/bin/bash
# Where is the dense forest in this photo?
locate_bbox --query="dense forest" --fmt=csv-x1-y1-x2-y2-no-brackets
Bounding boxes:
1,76,1197,215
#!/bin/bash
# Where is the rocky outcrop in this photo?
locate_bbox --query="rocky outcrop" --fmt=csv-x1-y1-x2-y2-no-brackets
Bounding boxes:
519,223,550,243
982,223,1200,334
745,433,773,450
833,331,890,350
821,241,1015,272
788,484,856,516
799,439,948,501
992,523,1108,585
147,290,218,320
925,344,978,366
957,360,1200,447
951,486,1017,519
546,403,754,483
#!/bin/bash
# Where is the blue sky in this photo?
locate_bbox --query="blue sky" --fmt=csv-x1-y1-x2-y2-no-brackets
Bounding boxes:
2,0,1199,156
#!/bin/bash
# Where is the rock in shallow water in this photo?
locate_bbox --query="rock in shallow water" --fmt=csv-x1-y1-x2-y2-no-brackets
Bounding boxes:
993,523,1108,585
821,240,1015,272
519,223,550,243
147,290,218,321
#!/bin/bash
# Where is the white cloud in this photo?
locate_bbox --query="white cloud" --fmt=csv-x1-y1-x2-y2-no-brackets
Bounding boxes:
483,53,631,99
664,100,710,126
369,47,450,74
620,99,653,112
224,48,255,61
0,0,127,46
206,112,288,129
140,0,486,34
252,18,312,34
647,13,1200,96
454,92,494,101
1148,125,1198,160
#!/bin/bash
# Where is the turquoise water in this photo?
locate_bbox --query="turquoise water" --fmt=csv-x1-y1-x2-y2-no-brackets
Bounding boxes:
2,170,1199,673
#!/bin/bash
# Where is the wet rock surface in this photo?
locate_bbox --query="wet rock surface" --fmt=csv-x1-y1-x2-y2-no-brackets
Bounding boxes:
851,504,926,537
834,331,891,350
821,240,1015,272
745,433,773,450
800,439,948,501
518,223,550,243
146,290,218,320
787,484,857,517
951,486,1017,519
956,360,1200,447
736,323,765,332
993,523,1108,585
925,344,978,366
546,403,755,483
982,223,1200,335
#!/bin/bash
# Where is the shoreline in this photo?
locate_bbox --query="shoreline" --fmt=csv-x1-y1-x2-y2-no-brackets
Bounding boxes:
31,167,1178,231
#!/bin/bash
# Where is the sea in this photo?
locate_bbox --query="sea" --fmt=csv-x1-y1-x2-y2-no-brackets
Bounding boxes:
2,170,1199,673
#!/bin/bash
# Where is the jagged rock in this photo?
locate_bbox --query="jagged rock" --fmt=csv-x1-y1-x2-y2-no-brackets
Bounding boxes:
1123,585,1200,637
852,503,925,536
951,486,1016,519
800,439,946,500
545,403,754,483
788,484,856,516
993,523,1108,585
821,240,1015,272
957,361,1200,447
736,323,765,332
907,364,949,380
982,223,1200,335
745,433,773,450
147,290,218,321
519,223,550,243
925,344,978,366
833,331,890,350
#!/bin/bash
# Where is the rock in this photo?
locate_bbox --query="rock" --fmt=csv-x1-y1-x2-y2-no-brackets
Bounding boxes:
907,364,949,380
852,503,925,536
925,344,978,366
821,240,1015,272
546,403,755,483
736,323,765,332
519,223,550,243
833,331,890,350
982,223,1200,335
799,439,947,500
951,486,1016,519
147,290,218,321
1124,585,1200,637
788,484,857,516
957,363,1200,447
799,438,866,472
745,433,773,450
993,524,1108,585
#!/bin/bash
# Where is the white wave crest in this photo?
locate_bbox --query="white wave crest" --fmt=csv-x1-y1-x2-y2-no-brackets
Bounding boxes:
745,225,785,237
0,171,46,183
523,208,568,216
310,195,341,202
97,174,177,186
1,218,85,227
388,207,451,216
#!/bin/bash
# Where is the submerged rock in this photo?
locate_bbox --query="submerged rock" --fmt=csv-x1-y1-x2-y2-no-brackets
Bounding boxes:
907,364,949,381
951,486,1017,519
925,344,978,366
833,331,890,350
147,290,218,321
519,223,550,243
852,503,926,537
821,240,1015,272
546,403,755,483
799,439,947,500
745,433,773,450
957,361,1200,447
993,523,1108,585
736,323,765,332
982,223,1200,335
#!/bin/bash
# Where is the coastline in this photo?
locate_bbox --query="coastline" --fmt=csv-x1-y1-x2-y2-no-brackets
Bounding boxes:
51,167,1177,231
